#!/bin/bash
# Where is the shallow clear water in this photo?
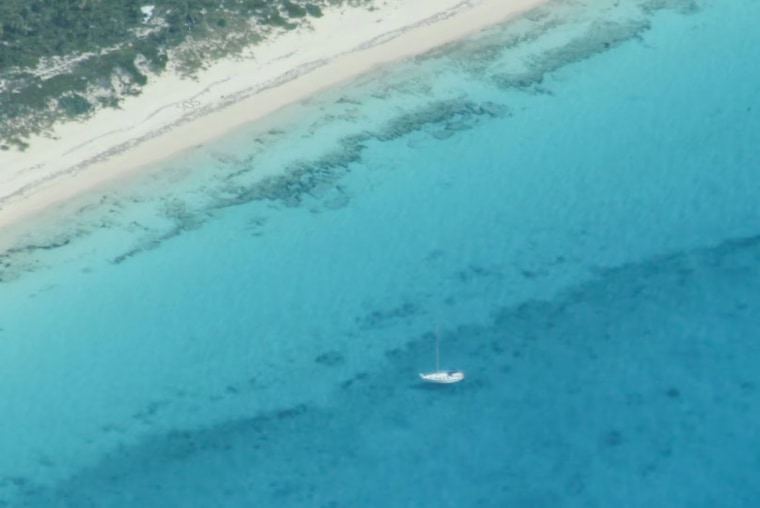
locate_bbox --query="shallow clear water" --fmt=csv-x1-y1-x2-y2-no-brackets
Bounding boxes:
1,0,759,506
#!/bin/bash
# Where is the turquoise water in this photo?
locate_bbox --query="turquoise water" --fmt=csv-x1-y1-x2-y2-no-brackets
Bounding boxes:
2,0,760,506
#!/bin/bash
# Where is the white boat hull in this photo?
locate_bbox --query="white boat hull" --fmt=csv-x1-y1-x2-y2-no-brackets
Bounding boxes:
419,370,465,384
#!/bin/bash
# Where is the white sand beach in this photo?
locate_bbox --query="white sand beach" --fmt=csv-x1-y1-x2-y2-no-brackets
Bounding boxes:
0,0,548,249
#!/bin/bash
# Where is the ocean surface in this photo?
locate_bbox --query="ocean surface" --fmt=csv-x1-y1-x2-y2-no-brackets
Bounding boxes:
1,0,759,506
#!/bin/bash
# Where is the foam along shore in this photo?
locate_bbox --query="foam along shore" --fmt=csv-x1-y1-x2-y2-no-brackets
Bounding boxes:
0,0,548,248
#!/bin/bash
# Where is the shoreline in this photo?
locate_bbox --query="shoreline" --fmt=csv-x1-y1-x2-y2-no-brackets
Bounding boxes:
0,0,549,251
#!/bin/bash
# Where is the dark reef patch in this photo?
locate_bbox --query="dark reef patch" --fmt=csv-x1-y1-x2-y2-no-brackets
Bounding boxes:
492,19,651,90
314,350,346,367
356,302,423,330
0,236,72,282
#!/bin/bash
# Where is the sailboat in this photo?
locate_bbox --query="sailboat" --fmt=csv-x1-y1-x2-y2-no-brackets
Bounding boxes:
419,329,464,384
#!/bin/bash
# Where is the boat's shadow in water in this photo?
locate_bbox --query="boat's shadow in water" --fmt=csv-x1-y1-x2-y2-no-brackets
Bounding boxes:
409,381,471,392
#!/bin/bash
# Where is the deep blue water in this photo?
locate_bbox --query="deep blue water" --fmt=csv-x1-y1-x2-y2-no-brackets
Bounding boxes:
1,0,759,506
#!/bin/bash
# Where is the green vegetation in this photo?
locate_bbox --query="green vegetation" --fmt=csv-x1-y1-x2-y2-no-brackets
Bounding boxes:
58,94,93,117
0,0,370,149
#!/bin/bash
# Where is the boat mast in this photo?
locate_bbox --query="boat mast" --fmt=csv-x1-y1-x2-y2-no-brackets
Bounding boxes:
435,327,440,371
